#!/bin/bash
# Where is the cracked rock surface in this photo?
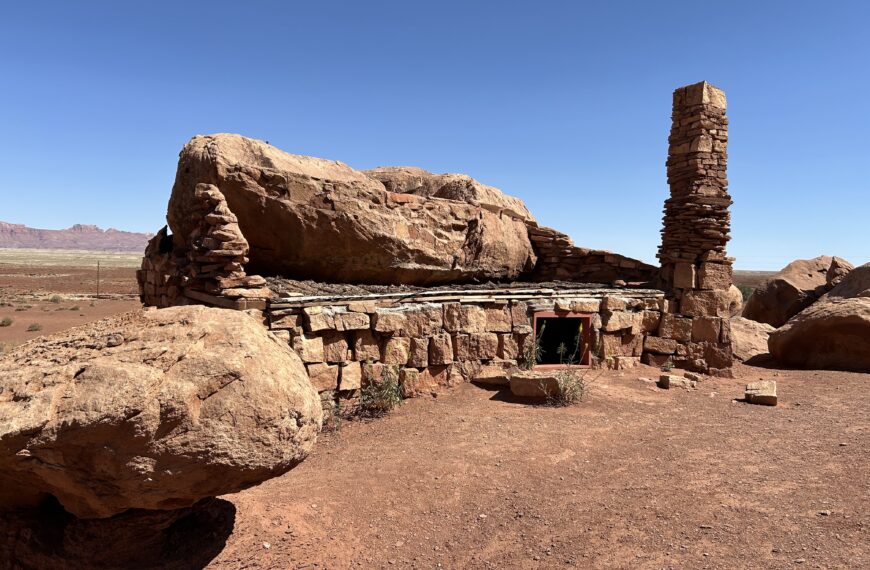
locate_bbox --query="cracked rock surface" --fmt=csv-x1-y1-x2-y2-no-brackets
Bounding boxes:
0,305,322,518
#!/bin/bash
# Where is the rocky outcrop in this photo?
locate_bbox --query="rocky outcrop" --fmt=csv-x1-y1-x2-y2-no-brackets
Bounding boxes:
742,256,853,327
0,306,321,518
364,166,534,222
730,316,774,361
166,134,536,285
768,264,870,371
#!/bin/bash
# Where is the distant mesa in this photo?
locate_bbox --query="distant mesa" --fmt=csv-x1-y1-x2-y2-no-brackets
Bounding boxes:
0,221,151,252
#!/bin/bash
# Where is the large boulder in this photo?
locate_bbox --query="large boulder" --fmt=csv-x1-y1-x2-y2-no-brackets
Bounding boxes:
742,256,852,327
167,134,536,285
0,306,322,518
768,264,870,371
730,316,774,361
364,166,535,222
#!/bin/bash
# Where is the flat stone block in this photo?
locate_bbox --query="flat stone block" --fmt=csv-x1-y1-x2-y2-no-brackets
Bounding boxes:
745,380,777,406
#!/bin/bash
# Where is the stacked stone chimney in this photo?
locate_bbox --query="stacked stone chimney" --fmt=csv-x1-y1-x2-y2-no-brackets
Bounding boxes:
137,183,272,309
656,81,733,374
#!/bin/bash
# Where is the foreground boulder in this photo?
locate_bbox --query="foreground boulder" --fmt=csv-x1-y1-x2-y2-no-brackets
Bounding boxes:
167,134,536,285
0,306,322,518
730,316,775,361
769,264,870,371
742,256,853,327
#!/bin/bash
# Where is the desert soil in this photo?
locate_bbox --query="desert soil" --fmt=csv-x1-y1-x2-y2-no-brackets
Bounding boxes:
0,249,141,351
207,366,868,570
1,255,866,569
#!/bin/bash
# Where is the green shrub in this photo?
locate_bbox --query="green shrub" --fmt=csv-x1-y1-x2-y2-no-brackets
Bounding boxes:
0,317,12,327
69,305,80,311
737,284,754,302
544,368,592,407
359,363,402,417
49,295,62,304
26,323,42,332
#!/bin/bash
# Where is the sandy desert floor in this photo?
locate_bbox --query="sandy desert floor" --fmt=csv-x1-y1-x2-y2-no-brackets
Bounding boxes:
0,257,866,569
0,250,141,352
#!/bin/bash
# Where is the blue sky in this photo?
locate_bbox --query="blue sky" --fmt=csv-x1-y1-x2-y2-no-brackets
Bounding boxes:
1,1,867,270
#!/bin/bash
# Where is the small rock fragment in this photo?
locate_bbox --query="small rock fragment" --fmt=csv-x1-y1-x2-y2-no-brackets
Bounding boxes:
745,380,777,406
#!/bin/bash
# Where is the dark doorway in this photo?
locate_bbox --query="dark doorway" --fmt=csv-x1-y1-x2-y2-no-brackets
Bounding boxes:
533,312,592,367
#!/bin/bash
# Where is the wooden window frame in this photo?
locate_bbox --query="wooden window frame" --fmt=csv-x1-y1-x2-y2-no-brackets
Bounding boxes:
532,311,593,369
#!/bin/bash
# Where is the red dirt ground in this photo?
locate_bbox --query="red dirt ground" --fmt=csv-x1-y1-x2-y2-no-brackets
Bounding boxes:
207,365,868,570
0,263,140,350
1,263,867,569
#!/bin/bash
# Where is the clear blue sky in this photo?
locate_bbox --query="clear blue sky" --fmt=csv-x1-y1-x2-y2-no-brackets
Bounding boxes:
1,1,867,270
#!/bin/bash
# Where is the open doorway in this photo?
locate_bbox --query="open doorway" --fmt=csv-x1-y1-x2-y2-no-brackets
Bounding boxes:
532,311,593,368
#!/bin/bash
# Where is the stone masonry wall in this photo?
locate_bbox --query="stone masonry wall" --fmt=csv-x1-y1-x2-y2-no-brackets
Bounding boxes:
526,223,659,284
266,291,670,407
656,81,734,374
138,183,273,310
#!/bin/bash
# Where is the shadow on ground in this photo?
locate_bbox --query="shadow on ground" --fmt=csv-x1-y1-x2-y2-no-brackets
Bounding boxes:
0,497,235,570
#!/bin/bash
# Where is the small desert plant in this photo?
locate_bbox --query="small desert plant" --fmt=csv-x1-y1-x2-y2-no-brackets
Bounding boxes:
320,390,343,433
660,356,674,372
520,322,546,370
737,284,754,302
69,305,80,311
359,363,402,417
26,323,43,332
49,295,62,304
0,317,12,327
543,368,593,407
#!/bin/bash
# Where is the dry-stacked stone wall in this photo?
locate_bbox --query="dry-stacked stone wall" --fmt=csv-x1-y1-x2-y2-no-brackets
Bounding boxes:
265,289,668,407
655,81,733,374
137,183,273,310
527,223,659,284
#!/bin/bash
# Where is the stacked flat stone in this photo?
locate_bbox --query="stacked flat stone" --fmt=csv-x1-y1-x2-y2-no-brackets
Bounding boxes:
656,81,734,374
267,289,671,412
526,223,659,284
137,184,272,309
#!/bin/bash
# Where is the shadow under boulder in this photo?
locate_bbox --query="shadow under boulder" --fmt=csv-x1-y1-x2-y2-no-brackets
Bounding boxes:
0,497,235,570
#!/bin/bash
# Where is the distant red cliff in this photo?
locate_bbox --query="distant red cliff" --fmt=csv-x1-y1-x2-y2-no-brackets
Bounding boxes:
0,221,151,251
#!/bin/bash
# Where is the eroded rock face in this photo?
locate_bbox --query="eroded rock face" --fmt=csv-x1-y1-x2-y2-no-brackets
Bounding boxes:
0,306,321,519
730,316,774,361
768,264,870,372
364,166,535,222
742,256,851,327
167,134,536,285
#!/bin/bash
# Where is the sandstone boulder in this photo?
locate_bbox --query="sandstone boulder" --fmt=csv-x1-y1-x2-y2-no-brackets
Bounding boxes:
742,256,849,327
730,316,775,361
364,166,534,222
0,306,322,518
727,284,744,317
167,134,536,285
768,264,870,371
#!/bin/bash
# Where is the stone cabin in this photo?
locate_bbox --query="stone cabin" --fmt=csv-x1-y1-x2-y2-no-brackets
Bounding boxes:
138,81,735,402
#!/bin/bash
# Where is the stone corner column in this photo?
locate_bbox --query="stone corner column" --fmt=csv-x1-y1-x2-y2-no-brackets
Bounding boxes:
657,81,734,373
